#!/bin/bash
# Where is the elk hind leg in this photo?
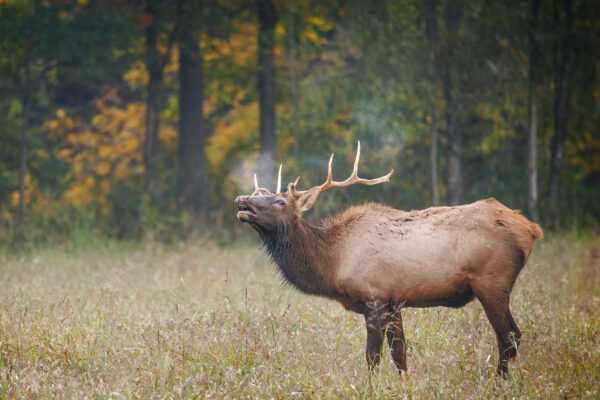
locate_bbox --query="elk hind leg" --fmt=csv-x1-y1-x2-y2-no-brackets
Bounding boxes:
476,292,521,376
386,306,407,376
364,304,387,370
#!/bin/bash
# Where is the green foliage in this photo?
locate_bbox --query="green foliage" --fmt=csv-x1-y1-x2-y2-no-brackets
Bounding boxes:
0,0,599,243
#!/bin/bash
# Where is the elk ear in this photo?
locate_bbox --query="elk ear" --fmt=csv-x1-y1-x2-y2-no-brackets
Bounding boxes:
296,187,321,213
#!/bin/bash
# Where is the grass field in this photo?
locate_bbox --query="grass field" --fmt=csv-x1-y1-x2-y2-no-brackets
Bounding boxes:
1,233,598,399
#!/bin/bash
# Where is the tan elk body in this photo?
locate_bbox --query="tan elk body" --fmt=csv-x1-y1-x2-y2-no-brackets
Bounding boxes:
235,142,542,377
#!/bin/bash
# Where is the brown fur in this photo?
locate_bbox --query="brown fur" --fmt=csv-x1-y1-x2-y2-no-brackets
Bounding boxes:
235,193,542,378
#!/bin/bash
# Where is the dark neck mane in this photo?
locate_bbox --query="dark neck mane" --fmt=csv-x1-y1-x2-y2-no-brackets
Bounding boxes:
259,218,339,298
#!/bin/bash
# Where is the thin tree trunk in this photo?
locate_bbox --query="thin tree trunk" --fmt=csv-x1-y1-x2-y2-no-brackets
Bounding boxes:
430,105,440,206
424,0,440,207
528,0,540,221
528,96,538,221
256,0,277,190
445,102,462,205
144,2,162,203
425,0,463,206
178,0,209,214
287,0,299,159
443,1,463,206
17,103,28,227
548,0,573,221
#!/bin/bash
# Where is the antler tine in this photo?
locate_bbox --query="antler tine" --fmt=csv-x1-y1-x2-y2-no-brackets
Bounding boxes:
351,140,361,178
251,173,272,196
276,164,282,194
288,176,303,196
326,153,334,185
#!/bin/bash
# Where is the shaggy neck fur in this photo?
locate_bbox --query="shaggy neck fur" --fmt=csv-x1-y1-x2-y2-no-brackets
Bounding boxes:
259,218,340,298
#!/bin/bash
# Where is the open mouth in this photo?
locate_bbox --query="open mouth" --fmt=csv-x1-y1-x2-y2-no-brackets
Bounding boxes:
236,204,256,222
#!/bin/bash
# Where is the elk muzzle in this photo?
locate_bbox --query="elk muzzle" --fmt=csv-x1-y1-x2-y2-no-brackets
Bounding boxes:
235,195,256,222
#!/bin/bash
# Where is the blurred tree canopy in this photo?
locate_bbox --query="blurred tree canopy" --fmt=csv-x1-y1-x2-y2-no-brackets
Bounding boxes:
0,0,598,242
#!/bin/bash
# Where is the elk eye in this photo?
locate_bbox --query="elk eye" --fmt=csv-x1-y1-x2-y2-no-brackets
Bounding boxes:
276,200,285,206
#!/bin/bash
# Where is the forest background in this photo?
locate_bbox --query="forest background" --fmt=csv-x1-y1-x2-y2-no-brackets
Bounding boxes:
1,0,599,246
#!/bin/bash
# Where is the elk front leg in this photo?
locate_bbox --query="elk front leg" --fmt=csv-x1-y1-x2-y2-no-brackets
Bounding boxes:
386,307,407,375
364,306,387,370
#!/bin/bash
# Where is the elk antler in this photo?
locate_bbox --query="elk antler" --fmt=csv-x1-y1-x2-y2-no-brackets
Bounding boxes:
289,141,393,198
276,164,282,194
251,164,283,196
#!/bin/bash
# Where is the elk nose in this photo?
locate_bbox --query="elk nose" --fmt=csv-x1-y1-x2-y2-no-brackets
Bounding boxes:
235,195,249,208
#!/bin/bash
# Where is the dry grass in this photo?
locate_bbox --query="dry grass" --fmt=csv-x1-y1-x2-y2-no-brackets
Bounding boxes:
0,234,599,399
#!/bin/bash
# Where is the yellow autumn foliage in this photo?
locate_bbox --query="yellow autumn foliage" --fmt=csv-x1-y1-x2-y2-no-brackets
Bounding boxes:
10,174,37,208
124,60,149,88
43,88,177,211
205,23,257,67
95,161,111,176
207,102,259,170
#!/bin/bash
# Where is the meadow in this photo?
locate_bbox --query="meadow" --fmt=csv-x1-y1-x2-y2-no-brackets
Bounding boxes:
0,233,598,399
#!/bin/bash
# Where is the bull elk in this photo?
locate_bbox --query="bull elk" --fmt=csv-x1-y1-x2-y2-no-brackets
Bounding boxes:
235,142,543,377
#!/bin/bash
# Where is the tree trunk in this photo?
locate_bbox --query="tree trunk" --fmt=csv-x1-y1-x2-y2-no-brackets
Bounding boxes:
424,0,440,207
256,0,277,191
548,0,573,221
528,96,538,221
144,2,162,203
445,102,462,205
287,0,300,159
442,1,463,206
425,0,463,206
527,0,540,221
430,105,440,206
17,103,28,227
178,0,209,214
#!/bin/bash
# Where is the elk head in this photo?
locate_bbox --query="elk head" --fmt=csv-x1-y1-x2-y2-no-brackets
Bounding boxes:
235,141,394,234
